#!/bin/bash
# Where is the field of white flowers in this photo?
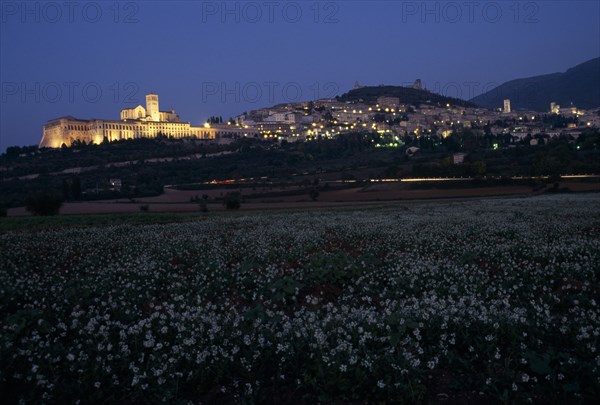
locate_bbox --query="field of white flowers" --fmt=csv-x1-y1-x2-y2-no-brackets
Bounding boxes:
1,194,599,403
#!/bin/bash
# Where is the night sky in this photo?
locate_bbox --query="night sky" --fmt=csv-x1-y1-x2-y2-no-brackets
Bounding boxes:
1,0,599,149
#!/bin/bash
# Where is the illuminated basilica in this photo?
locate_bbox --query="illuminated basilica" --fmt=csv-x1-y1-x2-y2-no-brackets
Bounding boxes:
39,94,253,148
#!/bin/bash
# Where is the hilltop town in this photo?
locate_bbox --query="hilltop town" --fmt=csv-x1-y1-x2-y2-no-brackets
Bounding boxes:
2,80,595,212
39,82,600,150
232,83,600,146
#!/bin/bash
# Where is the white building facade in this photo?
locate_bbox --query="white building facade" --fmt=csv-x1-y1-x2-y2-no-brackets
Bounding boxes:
40,94,255,148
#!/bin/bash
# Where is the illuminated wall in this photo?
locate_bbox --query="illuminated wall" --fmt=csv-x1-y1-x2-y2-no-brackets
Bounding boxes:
40,118,220,148
120,105,146,120
146,94,160,122
39,94,257,148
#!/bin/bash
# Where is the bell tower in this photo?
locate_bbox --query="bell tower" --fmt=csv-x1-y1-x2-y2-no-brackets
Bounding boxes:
146,94,160,121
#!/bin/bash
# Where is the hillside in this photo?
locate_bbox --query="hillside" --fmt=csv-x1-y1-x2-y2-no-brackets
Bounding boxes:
470,58,600,111
337,85,477,108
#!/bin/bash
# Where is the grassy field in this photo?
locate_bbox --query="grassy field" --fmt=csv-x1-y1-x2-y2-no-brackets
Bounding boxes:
1,194,599,403
0,212,209,232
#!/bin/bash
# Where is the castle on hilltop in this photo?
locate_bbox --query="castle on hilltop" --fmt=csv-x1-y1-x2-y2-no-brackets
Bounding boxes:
39,94,254,148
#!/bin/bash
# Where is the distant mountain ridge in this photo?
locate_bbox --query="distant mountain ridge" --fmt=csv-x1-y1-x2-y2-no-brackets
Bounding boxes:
337,85,477,108
470,58,600,111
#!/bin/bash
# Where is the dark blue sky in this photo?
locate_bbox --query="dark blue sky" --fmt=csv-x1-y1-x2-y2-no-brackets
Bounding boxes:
1,0,599,149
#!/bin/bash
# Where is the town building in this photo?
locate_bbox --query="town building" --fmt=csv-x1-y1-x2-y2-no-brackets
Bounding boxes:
453,153,466,164
377,96,400,108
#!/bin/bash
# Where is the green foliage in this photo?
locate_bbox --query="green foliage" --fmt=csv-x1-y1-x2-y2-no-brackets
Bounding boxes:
306,252,366,285
4,145,37,159
2,131,599,210
265,276,304,302
473,160,487,176
411,159,489,178
61,177,81,201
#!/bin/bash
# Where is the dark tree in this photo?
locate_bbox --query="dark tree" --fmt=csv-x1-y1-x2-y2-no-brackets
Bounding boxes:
72,177,81,200
62,180,70,200
25,191,63,216
223,192,241,210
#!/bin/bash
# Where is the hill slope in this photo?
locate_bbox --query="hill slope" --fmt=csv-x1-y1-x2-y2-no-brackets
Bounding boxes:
470,58,600,111
337,85,477,108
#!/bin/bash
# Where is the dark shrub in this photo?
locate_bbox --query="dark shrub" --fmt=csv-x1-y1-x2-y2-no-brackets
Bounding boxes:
223,192,241,210
25,191,63,216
